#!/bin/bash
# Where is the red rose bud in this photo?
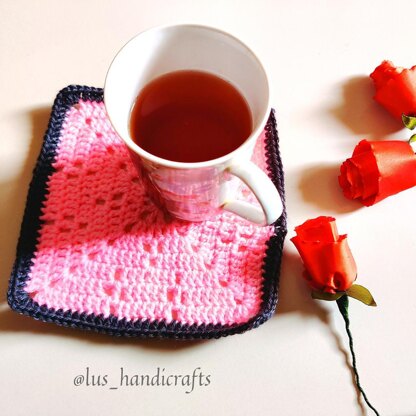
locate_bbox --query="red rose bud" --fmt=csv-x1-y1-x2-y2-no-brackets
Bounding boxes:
370,60,416,120
292,220,378,416
291,216,357,294
339,139,416,206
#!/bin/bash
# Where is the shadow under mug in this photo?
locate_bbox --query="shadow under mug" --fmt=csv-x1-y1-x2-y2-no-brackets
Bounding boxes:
104,24,283,225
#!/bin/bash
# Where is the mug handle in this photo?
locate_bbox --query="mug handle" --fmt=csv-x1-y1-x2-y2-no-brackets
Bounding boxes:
221,161,283,225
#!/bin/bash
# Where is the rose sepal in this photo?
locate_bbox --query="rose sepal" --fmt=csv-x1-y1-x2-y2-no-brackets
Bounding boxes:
311,284,376,307
402,114,416,130
346,284,377,306
311,291,345,301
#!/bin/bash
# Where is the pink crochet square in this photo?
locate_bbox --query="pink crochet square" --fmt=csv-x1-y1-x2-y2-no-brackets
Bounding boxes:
23,98,276,327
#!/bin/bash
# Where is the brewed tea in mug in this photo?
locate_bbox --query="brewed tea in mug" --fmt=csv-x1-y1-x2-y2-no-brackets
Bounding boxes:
129,70,253,163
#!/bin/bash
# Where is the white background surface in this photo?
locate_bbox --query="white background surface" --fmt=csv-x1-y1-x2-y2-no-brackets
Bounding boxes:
1,1,415,415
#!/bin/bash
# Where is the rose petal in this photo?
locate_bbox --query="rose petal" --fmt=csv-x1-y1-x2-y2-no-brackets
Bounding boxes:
294,216,338,243
370,60,397,89
367,140,416,205
370,61,416,120
341,160,364,199
348,153,379,200
339,140,380,203
291,233,357,293
339,161,353,198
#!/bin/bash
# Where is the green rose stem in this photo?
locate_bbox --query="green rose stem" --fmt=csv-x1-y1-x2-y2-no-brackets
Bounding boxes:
336,295,380,416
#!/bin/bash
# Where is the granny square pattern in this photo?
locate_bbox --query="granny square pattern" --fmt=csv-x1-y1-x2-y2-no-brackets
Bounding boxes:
7,85,287,339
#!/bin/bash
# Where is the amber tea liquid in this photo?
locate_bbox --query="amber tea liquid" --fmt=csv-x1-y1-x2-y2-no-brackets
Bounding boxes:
129,70,252,163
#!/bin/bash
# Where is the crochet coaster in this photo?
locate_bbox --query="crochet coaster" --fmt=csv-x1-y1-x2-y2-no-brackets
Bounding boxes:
8,85,287,339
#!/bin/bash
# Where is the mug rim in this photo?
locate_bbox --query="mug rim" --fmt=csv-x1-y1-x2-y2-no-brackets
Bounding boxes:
104,23,271,170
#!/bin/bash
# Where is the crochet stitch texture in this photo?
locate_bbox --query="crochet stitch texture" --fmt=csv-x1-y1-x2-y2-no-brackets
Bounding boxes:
8,86,287,339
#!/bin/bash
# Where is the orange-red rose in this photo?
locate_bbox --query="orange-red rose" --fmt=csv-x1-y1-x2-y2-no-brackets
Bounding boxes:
339,139,416,206
370,60,416,120
291,216,357,294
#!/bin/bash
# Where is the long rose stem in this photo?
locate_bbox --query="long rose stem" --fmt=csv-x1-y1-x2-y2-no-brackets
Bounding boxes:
336,295,380,416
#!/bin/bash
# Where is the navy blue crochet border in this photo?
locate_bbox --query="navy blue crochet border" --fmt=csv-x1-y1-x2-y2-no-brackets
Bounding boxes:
7,85,287,340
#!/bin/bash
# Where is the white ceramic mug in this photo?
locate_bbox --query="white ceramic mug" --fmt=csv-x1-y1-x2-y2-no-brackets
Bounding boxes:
104,24,283,225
